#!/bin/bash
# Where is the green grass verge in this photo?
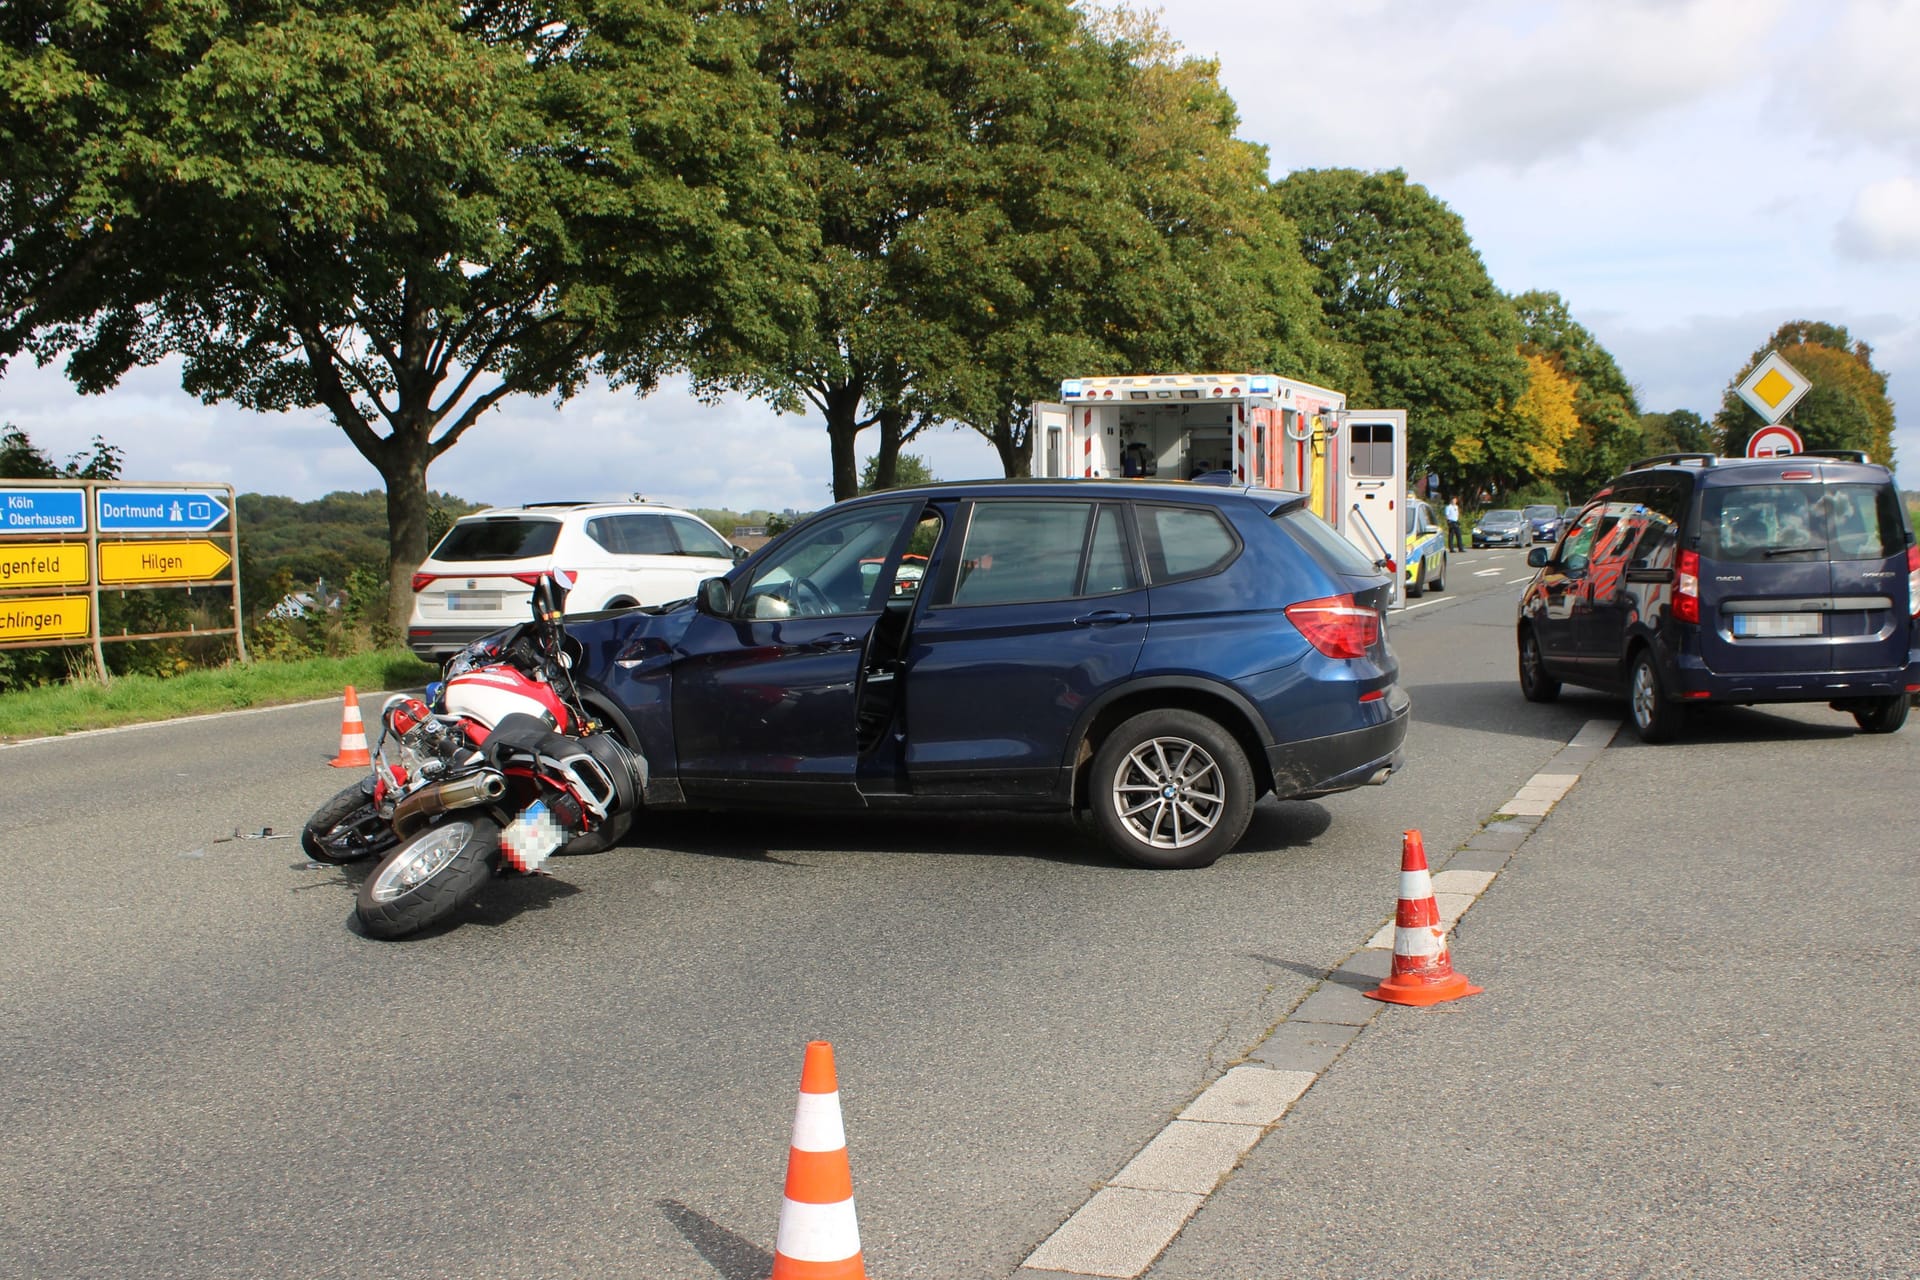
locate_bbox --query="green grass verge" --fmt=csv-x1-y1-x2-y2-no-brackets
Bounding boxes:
0,649,439,743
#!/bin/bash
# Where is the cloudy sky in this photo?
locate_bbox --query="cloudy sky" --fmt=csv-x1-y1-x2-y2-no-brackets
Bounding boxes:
3,0,1916,513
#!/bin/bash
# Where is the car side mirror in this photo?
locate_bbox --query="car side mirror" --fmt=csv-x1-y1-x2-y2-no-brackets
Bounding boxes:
696,577,732,616
1526,546,1550,568
731,544,750,564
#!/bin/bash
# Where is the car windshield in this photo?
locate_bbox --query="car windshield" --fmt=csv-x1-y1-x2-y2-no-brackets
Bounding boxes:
432,518,562,561
1486,510,1521,524
1523,506,1557,520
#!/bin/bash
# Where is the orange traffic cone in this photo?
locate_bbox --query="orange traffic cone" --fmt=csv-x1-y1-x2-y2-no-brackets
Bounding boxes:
1365,829,1482,1006
328,686,372,768
772,1041,865,1280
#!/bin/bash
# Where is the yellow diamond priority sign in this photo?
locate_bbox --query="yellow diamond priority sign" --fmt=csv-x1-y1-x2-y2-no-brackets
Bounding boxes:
1735,351,1812,424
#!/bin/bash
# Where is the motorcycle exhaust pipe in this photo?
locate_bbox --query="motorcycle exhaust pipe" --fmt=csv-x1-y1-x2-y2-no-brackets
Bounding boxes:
392,769,508,838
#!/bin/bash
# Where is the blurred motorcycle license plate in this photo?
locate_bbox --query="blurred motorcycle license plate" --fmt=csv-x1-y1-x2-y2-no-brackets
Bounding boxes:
501,798,565,872
1733,613,1821,637
444,592,501,611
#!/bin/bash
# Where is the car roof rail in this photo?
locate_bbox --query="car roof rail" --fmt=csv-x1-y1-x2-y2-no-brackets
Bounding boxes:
1790,449,1872,464
1628,452,1717,471
523,500,592,508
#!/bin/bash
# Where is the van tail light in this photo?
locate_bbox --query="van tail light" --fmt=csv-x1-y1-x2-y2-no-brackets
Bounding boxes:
1907,544,1919,618
410,572,436,592
1674,550,1700,624
1286,594,1381,659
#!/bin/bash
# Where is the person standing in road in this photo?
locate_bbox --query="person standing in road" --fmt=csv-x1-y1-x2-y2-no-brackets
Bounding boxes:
1444,496,1464,551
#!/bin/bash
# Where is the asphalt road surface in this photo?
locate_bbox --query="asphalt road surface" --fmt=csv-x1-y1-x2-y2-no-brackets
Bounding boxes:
3,546,1912,1279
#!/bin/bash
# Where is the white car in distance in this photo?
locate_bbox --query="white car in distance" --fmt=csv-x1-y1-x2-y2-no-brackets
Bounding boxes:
407,501,742,661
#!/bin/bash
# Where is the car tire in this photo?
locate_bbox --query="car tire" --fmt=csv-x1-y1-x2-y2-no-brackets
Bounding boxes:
1851,694,1909,734
1406,561,1425,598
1628,650,1680,744
1518,628,1560,703
1429,553,1445,592
1090,709,1254,870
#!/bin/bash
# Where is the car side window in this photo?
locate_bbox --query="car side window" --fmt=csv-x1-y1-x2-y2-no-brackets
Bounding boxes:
589,514,676,555
1139,505,1238,583
952,502,1094,606
668,515,733,560
1557,507,1610,573
1081,504,1137,595
739,503,913,618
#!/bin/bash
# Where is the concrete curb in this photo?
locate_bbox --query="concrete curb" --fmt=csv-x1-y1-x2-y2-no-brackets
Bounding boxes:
1014,718,1621,1278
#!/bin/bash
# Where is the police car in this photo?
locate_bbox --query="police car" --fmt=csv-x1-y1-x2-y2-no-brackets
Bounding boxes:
1404,496,1448,597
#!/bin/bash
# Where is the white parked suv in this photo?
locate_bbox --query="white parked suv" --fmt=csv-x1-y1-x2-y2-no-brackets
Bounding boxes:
406,501,742,660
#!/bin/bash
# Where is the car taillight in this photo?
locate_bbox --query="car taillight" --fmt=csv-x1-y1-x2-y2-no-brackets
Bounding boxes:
410,572,436,592
1285,594,1381,659
1674,549,1700,624
1908,544,1919,618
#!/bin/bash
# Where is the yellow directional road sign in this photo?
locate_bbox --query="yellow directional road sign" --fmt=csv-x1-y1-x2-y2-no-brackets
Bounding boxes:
0,595,89,642
0,543,89,589
98,539,232,585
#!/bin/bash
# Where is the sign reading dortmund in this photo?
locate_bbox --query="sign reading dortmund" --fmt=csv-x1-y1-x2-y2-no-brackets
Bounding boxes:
97,488,231,533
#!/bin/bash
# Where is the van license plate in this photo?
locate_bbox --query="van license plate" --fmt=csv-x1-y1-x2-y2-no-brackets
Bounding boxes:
1733,613,1821,637
444,592,500,611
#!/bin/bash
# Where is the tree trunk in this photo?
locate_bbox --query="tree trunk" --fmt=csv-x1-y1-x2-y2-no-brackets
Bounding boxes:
988,409,1031,478
872,404,906,490
825,383,866,502
378,450,432,639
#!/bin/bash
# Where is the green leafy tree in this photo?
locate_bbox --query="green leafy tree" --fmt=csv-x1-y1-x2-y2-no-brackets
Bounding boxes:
1511,290,1641,497
2,0,805,629
0,424,122,479
1638,408,1715,457
858,451,934,493
1712,321,1896,465
921,13,1357,477
697,0,1094,499
1273,168,1526,489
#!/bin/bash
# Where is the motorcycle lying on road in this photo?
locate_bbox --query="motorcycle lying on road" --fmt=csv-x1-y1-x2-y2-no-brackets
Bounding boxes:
301,574,645,939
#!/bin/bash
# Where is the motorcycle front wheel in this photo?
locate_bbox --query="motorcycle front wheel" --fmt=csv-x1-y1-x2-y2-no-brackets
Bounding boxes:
302,781,399,864
355,817,499,940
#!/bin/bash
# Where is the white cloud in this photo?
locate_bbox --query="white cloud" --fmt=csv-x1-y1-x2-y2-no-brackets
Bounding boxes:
1774,0,1920,157
1835,176,1920,260
1181,0,1786,177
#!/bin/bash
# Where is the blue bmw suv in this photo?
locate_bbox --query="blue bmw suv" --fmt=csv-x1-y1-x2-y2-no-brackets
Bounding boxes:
1519,451,1919,742
558,480,1409,868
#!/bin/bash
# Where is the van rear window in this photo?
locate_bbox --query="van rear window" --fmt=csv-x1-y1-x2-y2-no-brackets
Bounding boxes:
1698,484,1904,563
432,518,561,561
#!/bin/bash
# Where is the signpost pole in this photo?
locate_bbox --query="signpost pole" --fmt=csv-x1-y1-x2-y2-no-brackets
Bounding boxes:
88,482,107,680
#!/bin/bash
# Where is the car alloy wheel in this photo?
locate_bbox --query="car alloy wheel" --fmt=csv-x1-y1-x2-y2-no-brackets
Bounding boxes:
1113,735,1227,850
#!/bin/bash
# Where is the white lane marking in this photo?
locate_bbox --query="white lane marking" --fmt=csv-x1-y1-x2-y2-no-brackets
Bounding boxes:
1473,568,1504,577
1025,718,1624,1278
1507,575,1534,585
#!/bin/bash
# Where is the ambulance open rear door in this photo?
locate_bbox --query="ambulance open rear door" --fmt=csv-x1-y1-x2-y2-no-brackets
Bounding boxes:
1337,409,1408,605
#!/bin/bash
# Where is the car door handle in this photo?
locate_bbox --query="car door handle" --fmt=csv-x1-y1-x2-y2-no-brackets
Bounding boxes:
1074,610,1135,626
804,633,860,650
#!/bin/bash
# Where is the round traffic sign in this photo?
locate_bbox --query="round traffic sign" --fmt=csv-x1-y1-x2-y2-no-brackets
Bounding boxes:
1747,424,1803,458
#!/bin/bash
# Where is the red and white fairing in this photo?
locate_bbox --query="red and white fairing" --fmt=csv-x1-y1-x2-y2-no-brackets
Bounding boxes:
441,664,570,738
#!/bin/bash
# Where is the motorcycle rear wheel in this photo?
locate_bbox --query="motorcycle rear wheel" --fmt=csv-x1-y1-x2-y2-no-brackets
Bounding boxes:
355,817,499,940
302,782,399,864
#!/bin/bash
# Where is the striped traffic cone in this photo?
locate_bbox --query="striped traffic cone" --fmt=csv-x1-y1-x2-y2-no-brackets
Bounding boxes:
1364,829,1482,1006
772,1041,865,1280
328,686,372,768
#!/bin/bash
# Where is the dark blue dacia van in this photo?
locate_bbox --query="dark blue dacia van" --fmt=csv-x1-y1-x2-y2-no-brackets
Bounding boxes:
1517,451,1919,742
